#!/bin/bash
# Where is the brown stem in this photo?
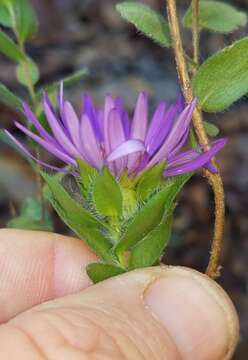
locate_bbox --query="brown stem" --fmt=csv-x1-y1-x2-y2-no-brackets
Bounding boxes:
167,0,225,279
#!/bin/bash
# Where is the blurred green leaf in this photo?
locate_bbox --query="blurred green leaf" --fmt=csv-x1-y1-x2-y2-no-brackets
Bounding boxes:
183,1,247,34
203,121,219,137
8,197,53,231
115,173,191,256
16,57,39,86
14,0,39,41
193,37,248,112
43,172,114,261
93,167,123,217
136,161,166,201
87,263,126,283
0,4,12,27
0,82,23,111
0,29,24,62
129,214,172,269
116,2,171,47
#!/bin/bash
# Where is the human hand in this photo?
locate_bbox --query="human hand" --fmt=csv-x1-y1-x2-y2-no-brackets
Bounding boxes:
0,229,239,359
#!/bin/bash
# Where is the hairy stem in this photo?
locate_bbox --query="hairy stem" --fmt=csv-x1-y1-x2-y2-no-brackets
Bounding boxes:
167,0,225,279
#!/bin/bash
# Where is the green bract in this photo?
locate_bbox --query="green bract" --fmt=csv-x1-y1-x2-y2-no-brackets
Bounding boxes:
43,166,192,283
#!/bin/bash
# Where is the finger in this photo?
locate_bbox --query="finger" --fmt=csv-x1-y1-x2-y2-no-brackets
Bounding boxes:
0,229,97,323
0,266,239,359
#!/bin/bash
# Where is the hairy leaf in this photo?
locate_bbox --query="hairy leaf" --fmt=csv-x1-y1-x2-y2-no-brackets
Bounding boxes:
183,1,247,34
116,2,171,47
193,37,248,112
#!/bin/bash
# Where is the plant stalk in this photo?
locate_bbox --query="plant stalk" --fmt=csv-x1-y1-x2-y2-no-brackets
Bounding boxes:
166,0,225,279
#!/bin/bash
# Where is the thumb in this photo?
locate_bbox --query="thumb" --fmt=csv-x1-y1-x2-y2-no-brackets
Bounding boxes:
0,266,239,360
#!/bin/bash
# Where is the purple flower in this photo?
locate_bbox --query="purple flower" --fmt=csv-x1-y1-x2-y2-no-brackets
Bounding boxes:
5,84,227,177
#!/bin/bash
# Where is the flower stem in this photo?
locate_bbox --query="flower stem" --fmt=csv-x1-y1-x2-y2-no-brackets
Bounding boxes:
166,0,225,279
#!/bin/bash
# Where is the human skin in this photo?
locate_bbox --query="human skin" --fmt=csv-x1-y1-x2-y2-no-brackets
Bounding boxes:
0,229,239,359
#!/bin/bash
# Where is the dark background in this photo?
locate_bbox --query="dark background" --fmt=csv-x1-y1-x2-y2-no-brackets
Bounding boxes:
0,1,247,358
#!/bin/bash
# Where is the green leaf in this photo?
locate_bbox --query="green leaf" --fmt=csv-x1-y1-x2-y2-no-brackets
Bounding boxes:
183,1,247,34
203,121,219,137
93,167,123,217
8,217,53,231
136,161,166,201
77,158,97,195
0,82,23,111
14,0,38,41
115,173,191,256
0,29,24,62
116,2,171,47
129,214,172,269
0,4,12,27
16,57,39,86
192,37,248,112
42,172,114,261
86,263,126,284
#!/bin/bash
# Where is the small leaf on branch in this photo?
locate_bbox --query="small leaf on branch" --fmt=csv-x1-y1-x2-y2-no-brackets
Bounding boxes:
93,167,123,217
16,57,39,86
87,263,126,284
116,2,171,47
129,214,172,269
0,29,25,62
192,37,248,112
203,121,219,137
183,1,247,34
77,158,97,195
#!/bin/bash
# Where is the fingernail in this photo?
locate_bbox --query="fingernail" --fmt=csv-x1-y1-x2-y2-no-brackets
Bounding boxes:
144,268,239,359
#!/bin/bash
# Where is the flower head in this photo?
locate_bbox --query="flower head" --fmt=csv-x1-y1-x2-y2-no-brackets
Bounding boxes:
5,84,226,177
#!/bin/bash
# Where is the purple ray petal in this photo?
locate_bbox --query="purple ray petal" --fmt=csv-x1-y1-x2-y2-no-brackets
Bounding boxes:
83,95,102,140
148,99,197,167
121,111,130,138
145,101,166,151
80,114,104,169
108,108,127,175
23,102,57,145
103,95,115,155
14,121,76,165
107,139,146,162
43,94,79,157
128,92,148,172
4,130,72,172
63,101,81,150
130,91,148,141
165,138,227,176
